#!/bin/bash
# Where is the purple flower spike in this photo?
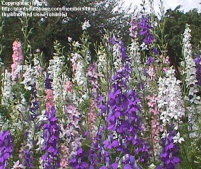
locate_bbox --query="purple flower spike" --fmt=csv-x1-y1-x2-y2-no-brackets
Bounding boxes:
194,55,201,86
110,37,129,64
42,106,60,169
0,131,13,169
157,130,181,169
69,148,89,169
21,148,34,169
139,16,155,45
102,37,150,166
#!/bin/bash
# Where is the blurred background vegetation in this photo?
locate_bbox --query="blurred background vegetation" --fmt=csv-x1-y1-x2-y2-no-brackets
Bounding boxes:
0,0,200,67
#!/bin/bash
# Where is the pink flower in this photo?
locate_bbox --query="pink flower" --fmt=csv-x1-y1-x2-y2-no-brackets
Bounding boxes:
60,144,69,168
65,81,73,92
87,100,98,139
45,89,54,111
147,66,156,80
12,41,24,64
11,40,24,80
147,95,162,156
86,63,99,79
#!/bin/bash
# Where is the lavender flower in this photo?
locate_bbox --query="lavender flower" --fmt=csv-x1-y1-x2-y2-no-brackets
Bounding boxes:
109,36,129,64
194,55,201,86
129,17,139,39
20,147,34,169
42,106,60,169
146,57,155,65
0,131,13,169
63,104,83,168
87,63,99,99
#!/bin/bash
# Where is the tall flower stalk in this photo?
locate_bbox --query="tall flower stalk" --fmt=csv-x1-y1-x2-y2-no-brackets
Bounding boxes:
157,67,185,168
139,15,155,51
194,55,201,86
41,78,60,169
182,24,200,137
42,106,60,169
1,70,13,106
11,40,24,81
0,131,13,169
101,37,150,168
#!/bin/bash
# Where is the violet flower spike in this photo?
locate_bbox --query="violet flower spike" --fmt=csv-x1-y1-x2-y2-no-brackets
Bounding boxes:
157,130,181,169
194,55,201,86
0,131,13,169
139,16,155,45
42,106,60,169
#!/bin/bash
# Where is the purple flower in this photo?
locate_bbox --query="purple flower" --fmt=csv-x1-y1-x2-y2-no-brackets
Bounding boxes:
0,131,13,169
45,73,53,89
20,148,34,168
69,148,89,169
106,72,150,163
194,55,201,86
109,36,129,63
87,63,100,99
139,16,155,45
157,130,181,169
129,17,139,38
122,155,142,169
152,48,160,55
146,57,155,65
70,36,150,168
102,37,150,166
29,84,40,119
109,35,119,45
42,106,60,169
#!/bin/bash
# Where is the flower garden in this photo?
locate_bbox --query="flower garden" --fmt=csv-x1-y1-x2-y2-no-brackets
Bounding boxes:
0,1,201,169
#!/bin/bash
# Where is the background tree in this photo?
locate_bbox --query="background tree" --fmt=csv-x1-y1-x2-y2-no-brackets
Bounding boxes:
0,0,131,66
163,7,201,65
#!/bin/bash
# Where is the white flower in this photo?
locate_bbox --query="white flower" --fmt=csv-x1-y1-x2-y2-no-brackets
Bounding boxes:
129,40,141,65
113,43,121,70
12,160,25,169
71,53,87,87
1,70,13,105
182,24,200,137
68,37,72,42
0,58,4,66
148,164,156,169
182,24,199,104
21,65,36,90
158,67,185,128
140,42,148,50
173,132,185,144
97,49,107,77
82,20,91,30
74,41,81,48
48,55,66,105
